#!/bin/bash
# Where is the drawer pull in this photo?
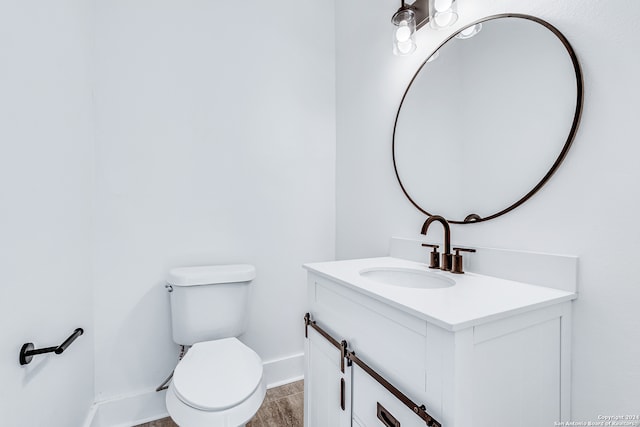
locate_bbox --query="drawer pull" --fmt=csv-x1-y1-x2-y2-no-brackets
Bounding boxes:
377,402,401,427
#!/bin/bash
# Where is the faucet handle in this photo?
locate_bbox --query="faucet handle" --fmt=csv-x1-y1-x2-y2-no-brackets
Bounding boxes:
453,247,476,253
421,243,440,269
451,247,476,274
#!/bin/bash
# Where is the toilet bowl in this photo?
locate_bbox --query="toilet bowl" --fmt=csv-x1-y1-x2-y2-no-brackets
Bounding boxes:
166,338,266,427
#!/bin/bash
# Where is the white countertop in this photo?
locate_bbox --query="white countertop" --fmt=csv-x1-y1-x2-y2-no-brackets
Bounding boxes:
303,257,577,331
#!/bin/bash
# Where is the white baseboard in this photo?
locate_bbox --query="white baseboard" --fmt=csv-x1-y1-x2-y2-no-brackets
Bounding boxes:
83,352,305,427
82,389,168,427
263,352,304,388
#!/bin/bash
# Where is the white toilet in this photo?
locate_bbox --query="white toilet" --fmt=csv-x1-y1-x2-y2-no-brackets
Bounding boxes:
165,264,265,427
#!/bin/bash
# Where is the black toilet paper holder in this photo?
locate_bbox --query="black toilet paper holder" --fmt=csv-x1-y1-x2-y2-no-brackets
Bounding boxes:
19,328,84,365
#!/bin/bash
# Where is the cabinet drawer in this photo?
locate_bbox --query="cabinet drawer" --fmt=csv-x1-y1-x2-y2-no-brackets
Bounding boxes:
352,365,433,427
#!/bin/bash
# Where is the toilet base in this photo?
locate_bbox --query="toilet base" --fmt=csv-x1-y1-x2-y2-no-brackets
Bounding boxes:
166,379,266,427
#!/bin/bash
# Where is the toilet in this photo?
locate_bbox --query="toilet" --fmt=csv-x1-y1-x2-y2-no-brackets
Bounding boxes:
165,264,265,427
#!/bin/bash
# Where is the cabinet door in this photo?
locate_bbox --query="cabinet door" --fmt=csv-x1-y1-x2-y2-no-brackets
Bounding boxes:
304,328,351,427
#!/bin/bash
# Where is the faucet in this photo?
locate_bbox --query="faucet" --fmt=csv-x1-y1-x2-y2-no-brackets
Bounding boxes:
420,215,452,271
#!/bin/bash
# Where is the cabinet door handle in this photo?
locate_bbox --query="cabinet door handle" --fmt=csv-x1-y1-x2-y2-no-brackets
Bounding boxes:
340,378,346,410
377,402,401,427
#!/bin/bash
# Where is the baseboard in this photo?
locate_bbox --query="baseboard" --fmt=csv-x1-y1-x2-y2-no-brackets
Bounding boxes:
83,352,305,427
263,352,304,388
82,389,169,427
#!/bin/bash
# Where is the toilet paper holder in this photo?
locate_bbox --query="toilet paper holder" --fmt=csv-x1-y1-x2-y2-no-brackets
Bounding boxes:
19,328,84,365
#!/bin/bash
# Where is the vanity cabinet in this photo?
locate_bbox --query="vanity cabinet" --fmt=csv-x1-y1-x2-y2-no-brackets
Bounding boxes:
304,270,573,427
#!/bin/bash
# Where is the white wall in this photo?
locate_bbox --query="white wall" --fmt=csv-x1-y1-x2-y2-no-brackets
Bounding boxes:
336,0,640,420
92,0,335,401
0,1,95,425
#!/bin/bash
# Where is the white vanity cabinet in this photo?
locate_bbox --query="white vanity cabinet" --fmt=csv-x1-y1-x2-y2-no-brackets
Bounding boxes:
303,260,574,427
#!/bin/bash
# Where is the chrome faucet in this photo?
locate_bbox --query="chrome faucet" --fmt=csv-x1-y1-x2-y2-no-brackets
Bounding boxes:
420,215,452,271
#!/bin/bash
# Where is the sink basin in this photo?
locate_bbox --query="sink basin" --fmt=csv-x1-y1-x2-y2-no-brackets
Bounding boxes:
359,267,455,289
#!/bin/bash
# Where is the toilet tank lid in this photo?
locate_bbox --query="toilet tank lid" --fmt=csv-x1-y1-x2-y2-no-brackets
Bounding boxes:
167,264,256,286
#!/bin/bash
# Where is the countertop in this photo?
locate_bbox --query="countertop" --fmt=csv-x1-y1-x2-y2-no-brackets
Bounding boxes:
303,257,576,331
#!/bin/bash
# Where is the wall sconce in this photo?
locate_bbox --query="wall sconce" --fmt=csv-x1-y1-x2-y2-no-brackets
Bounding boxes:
391,7,417,55
391,0,458,56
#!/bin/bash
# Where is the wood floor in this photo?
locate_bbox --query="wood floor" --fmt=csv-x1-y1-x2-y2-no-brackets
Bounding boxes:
135,380,304,427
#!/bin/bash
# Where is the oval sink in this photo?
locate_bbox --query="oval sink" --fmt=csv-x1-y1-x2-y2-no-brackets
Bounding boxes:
360,267,455,289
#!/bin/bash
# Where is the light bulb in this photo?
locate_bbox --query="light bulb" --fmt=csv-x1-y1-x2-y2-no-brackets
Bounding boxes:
429,0,457,29
434,0,453,13
395,22,411,42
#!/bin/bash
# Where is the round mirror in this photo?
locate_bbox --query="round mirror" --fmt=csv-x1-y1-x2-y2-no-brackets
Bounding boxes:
393,14,583,224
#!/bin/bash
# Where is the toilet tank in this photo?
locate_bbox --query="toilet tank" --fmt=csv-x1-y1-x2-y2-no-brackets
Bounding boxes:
167,264,256,346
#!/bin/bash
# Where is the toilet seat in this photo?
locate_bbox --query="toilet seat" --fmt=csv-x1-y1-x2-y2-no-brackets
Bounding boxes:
173,338,263,411
166,380,266,427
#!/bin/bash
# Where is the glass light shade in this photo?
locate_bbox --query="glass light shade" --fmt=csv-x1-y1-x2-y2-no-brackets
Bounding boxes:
429,0,458,29
392,9,417,56
456,23,483,39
